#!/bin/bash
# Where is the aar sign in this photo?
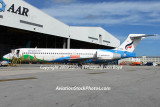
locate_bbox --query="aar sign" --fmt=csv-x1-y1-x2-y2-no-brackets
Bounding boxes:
0,0,29,17
7,4,29,17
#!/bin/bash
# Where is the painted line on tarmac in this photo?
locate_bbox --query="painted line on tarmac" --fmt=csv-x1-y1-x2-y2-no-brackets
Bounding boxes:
0,77,37,82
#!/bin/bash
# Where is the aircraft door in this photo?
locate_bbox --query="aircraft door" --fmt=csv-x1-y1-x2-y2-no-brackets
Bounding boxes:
16,50,20,58
96,51,101,58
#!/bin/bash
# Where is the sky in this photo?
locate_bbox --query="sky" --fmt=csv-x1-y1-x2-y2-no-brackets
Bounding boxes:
24,0,160,56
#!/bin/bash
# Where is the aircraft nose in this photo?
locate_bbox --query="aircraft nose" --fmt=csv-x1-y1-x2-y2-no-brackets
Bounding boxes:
3,55,8,61
3,53,12,61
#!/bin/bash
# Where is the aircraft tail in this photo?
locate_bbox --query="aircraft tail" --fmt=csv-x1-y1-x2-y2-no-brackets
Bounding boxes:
117,34,156,52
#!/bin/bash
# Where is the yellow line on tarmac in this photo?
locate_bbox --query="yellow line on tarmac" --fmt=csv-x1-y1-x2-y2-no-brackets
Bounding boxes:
0,77,37,82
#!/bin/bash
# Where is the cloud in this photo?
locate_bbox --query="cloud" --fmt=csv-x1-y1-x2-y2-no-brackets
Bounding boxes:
52,0,76,3
41,2,160,26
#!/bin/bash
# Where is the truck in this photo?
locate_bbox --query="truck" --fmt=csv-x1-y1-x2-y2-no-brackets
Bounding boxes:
130,62,142,66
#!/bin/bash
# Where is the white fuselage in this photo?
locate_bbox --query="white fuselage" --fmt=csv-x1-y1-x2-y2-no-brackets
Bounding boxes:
3,34,154,63
3,48,121,62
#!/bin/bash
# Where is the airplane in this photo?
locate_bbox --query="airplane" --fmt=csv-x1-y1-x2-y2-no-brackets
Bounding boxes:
2,34,155,64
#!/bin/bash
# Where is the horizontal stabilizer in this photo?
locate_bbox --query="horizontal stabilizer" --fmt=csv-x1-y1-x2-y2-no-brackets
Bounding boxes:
129,34,157,39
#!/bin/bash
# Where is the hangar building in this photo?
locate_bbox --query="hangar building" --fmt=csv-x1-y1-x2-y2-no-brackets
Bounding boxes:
0,0,120,60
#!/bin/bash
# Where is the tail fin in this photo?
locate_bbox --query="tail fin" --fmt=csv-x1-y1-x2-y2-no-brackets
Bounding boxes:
117,34,156,52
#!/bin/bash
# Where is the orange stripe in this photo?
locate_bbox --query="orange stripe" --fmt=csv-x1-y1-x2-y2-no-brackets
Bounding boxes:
70,55,80,59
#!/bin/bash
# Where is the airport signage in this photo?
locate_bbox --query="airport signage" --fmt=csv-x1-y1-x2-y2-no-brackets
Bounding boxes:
7,4,29,17
0,0,29,17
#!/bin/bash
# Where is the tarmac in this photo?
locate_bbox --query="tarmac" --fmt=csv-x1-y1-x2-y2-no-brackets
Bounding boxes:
0,65,160,107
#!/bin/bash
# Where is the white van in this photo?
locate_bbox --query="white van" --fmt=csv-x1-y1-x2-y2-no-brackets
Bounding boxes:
0,61,8,67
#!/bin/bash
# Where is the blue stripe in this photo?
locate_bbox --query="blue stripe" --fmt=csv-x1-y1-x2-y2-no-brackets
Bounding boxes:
99,49,136,58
